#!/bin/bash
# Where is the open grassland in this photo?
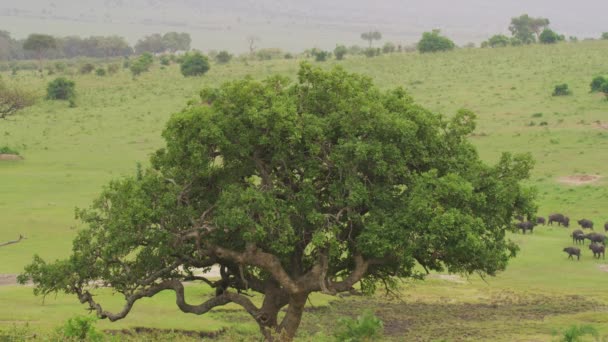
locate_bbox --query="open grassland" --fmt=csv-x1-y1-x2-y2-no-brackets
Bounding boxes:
1,40,608,341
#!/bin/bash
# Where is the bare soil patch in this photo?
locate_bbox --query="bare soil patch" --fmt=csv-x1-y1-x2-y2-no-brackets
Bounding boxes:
0,154,23,161
596,121,608,130
598,265,608,272
427,274,466,284
557,175,601,186
0,274,18,286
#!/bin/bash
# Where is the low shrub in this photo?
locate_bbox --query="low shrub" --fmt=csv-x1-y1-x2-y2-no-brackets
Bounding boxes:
79,63,95,74
590,76,606,92
0,146,20,155
552,84,571,96
53,316,104,342
333,310,384,342
180,52,210,77
95,68,106,76
46,77,76,100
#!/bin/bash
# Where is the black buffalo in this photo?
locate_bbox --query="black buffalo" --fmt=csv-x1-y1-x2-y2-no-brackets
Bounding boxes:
563,247,581,260
549,214,569,227
589,243,605,259
584,232,606,245
516,221,535,234
578,219,594,230
536,217,546,225
571,229,585,244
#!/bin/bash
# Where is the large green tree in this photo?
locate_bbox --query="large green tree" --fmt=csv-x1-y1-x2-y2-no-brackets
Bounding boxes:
22,34,57,67
509,14,550,44
20,64,535,341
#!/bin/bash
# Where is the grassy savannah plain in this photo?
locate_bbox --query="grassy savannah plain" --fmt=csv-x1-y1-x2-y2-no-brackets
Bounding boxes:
2,40,608,341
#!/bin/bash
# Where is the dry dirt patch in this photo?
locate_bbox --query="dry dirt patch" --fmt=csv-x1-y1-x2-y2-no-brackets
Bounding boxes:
557,175,601,186
0,154,23,161
0,274,18,286
599,265,608,273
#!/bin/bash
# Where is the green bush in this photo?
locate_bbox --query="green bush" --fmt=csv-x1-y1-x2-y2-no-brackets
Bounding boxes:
602,32,608,40
312,50,331,62
539,28,561,44
602,82,608,100
590,76,606,92
0,146,20,155
159,55,171,66
130,53,154,76
79,63,95,74
334,45,347,60
95,68,106,76
46,77,76,100
557,324,598,342
487,34,511,48
180,52,210,77
552,84,571,96
53,316,104,342
417,29,455,53
215,50,232,64
333,310,384,342
364,48,380,58
0,323,32,341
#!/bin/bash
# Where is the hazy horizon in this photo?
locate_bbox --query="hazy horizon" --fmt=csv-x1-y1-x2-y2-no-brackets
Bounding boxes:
1,0,606,52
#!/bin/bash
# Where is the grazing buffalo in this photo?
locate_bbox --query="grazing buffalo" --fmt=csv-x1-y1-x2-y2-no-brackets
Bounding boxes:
584,232,606,245
578,219,594,230
571,229,585,244
589,243,605,259
563,247,581,260
604,222,608,232
549,214,569,227
536,217,546,225
516,221,535,234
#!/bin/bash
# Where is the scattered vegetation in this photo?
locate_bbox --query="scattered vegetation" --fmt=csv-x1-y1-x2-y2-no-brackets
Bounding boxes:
334,45,347,60
215,50,232,64
360,30,382,48
130,53,154,76
590,76,606,92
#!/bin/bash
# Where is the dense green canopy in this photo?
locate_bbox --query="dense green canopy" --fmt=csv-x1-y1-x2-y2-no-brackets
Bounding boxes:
20,63,535,340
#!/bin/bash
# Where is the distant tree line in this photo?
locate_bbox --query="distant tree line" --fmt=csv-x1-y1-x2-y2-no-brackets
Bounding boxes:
481,14,570,48
0,30,191,61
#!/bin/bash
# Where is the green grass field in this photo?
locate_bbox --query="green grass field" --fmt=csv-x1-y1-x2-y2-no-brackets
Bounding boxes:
2,40,608,341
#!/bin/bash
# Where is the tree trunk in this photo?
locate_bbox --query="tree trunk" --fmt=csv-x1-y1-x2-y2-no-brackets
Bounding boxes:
276,293,308,341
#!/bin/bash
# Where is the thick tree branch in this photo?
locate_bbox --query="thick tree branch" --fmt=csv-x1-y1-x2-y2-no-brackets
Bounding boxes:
76,279,259,322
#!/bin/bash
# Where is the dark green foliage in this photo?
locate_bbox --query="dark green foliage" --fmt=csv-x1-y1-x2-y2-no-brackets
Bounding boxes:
159,55,171,66
552,84,571,96
79,63,95,74
602,82,608,100
334,311,384,342
256,48,284,61
417,30,456,53
590,76,606,92
312,50,330,62
215,51,232,64
20,64,535,339
95,68,106,76
487,34,511,48
602,32,608,40
180,52,210,77
284,53,294,59
334,45,347,60
130,53,154,76
46,77,75,100
22,34,57,58
0,146,20,155
135,32,191,54
539,29,560,44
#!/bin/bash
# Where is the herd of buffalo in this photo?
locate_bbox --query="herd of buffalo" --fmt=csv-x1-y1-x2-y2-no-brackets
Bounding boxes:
514,213,606,261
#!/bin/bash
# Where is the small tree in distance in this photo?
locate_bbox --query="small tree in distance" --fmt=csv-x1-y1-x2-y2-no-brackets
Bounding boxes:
180,52,210,77
417,30,456,53
46,77,75,101
23,34,57,69
334,45,347,60
539,28,561,44
361,31,382,48
487,34,511,48
20,63,536,341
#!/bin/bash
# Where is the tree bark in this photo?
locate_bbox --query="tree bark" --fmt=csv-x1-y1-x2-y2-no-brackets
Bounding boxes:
0,235,24,247
276,293,308,341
